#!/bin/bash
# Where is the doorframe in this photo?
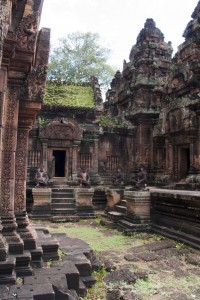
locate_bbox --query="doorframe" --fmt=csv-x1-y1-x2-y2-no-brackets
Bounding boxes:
48,148,68,178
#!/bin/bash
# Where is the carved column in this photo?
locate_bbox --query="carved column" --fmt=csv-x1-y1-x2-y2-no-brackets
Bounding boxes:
72,141,80,180
41,139,48,171
0,86,23,254
174,145,178,180
93,135,99,173
189,137,195,172
166,139,173,179
0,71,9,264
15,122,36,250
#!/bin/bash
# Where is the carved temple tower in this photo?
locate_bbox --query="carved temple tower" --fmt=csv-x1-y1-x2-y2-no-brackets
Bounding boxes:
106,18,172,176
153,1,200,184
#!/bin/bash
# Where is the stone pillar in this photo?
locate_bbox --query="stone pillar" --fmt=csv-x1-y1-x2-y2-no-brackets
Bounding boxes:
93,136,99,173
166,140,173,178
0,86,23,254
72,141,80,180
174,145,178,181
15,123,36,250
75,188,94,217
32,188,52,220
189,137,195,171
124,190,151,224
41,139,48,171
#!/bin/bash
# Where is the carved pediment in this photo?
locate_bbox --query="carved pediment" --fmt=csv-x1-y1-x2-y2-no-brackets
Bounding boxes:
39,120,82,141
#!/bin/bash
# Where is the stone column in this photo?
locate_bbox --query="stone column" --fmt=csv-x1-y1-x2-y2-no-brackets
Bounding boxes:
174,145,178,181
189,137,195,171
93,135,99,173
41,139,48,171
72,141,80,180
0,70,10,264
0,86,23,254
15,122,36,250
166,140,173,178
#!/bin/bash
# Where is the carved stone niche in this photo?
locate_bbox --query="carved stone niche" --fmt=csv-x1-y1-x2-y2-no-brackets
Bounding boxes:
39,120,82,141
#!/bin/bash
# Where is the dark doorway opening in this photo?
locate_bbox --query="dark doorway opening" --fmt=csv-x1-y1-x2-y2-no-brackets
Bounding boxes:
53,150,65,177
179,147,190,180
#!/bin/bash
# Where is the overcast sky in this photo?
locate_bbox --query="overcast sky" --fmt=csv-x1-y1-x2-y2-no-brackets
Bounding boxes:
40,0,198,70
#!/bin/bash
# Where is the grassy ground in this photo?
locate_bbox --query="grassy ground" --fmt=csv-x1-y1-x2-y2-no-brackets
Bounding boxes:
46,219,200,300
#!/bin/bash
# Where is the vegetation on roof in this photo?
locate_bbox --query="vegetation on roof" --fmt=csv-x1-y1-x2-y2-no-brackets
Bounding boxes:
44,82,95,108
99,115,129,128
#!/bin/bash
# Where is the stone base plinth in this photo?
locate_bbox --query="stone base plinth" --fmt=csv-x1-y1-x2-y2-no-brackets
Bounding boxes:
32,188,52,220
75,188,95,217
105,189,124,211
124,191,151,224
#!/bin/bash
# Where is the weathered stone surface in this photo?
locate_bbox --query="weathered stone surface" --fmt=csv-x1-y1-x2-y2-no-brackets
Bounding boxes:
9,283,55,300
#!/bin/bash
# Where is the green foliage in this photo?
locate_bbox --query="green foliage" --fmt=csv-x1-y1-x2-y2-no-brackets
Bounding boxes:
99,115,129,128
44,82,95,108
48,31,115,88
37,116,49,126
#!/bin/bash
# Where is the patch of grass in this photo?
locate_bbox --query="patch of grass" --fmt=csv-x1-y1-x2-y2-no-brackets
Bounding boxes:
134,277,163,298
84,268,107,300
50,225,134,252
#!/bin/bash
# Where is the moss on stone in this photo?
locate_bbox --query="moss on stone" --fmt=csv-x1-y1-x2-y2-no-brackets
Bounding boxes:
44,82,95,108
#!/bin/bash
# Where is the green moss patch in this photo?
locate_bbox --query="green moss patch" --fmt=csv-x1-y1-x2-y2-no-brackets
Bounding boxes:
44,82,95,108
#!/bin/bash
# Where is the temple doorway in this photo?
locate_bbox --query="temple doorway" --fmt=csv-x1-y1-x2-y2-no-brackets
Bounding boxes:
178,146,190,180
53,150,66,177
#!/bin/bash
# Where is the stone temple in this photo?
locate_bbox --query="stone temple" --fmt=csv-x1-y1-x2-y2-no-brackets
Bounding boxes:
1,0,200,299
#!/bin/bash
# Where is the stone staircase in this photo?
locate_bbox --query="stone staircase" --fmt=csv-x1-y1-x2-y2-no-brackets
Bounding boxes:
92,188,107,211
107,199,127,220
51,182,79,222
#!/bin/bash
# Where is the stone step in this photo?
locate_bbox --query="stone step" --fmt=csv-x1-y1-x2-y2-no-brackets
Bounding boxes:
51,203,76,209
51,215,80,223
107,211,125,221
12,252,33,277
51,208,77,215
52,188,74,193
52,193,74,199
51,198,75,204
118,219,136,228
115,205,127,214
120,199,127,206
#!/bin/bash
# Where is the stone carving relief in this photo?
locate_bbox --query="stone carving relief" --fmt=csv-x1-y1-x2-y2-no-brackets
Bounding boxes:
1,87,18,215
39,119,82,141
0,0,12,66
15,129,29,212
21,65,48,101
15,0,42,52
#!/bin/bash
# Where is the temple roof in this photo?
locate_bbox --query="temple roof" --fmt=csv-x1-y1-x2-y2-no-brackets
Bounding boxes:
44,82,95,108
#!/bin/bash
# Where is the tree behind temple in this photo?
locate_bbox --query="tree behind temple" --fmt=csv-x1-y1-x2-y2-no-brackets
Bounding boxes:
48,32,115,87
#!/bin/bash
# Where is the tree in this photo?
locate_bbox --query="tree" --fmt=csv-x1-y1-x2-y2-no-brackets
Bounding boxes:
48,32,115,88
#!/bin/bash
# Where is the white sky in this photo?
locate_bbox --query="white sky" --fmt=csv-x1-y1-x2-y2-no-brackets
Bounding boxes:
40,0,198,70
